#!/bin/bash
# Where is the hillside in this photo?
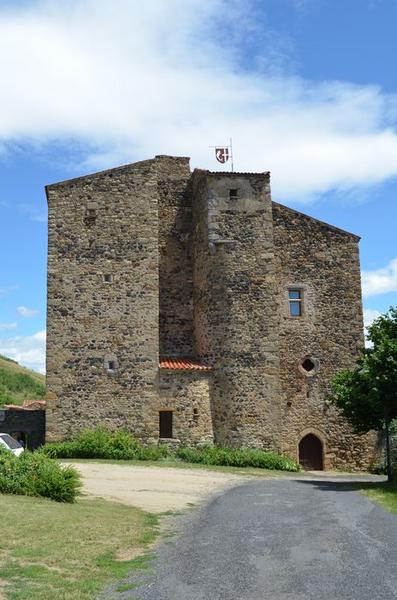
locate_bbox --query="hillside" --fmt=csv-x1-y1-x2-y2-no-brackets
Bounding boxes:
0,355,46,407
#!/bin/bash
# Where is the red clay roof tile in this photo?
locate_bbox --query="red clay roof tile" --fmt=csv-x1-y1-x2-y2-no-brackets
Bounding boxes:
159,358,212,371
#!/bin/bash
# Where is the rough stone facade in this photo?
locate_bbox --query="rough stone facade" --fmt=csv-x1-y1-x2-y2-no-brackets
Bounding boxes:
46,155,379,470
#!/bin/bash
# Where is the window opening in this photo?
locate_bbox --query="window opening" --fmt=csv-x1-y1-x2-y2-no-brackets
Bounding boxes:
105,357,118,374
104,274,112,283
229,189,238,199
302,358,315,372
299,356,319,377
159,411,173,438
288,289,303,317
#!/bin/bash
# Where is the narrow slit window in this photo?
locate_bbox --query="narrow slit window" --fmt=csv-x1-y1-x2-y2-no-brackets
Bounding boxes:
288,289,303,317
159,411,173,439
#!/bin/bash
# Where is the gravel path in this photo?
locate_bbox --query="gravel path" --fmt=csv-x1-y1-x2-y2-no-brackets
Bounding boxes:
66,462,249,512
111,476,397,600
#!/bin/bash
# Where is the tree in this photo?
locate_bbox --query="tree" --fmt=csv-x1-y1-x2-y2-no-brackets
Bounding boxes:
332,307,397,481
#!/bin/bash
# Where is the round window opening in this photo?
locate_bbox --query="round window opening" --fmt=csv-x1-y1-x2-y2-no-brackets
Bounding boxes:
299,356,319,377
302,358,315,372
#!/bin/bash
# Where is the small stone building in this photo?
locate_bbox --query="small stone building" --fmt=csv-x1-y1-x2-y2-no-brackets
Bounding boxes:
45,155,378,470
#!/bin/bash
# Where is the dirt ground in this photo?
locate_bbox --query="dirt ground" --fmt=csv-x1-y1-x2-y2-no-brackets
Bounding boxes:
66,462,249,512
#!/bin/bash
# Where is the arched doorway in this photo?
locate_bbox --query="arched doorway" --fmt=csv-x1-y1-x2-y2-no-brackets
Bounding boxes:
299,433,323,470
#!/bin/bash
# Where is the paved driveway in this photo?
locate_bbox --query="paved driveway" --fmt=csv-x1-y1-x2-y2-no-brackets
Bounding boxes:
112,477,397,600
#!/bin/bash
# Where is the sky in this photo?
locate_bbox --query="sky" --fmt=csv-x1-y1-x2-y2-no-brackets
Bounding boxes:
0,0,396,373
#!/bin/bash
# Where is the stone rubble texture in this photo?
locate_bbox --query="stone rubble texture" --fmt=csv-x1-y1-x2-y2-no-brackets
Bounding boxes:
46,155,379,470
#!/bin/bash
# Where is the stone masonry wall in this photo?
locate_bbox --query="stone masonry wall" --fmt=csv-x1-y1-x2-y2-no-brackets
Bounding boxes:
157,156,194,357
45,154,379,470
158,370,214,445
46,160,160,442
272,203,379,470
192,171,281,450
0,409,45,450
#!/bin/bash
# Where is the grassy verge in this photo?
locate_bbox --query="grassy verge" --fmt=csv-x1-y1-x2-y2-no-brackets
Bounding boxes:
360,481,397,514
63,456,288,477
0,354,45,407
0,494,159,599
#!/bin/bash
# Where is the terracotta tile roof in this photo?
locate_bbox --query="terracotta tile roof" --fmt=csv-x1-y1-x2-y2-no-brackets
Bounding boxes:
159,358,213,371
4,400,46,411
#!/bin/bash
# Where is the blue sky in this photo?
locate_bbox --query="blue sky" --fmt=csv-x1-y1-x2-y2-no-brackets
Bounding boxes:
0,0,396,373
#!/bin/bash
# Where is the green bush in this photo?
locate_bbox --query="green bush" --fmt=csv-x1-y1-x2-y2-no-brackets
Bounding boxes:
0,447,81,502
41,427,168,461
369,420,397,480
176,445,300,472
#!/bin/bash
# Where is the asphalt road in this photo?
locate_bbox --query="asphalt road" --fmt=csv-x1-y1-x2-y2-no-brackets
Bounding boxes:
109,477,397,600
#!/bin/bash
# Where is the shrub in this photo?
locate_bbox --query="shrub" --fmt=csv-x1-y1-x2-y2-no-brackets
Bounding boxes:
0,446,81,502
41,427,168,461
176,445,300,472
370,419,397,480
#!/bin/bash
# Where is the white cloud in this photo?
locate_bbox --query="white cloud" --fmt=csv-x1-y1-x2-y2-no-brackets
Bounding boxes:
0,329,46,374
0,322,17,331
362,258,397,297
0,1,397,200
17,305,39,318
0,284,19,298
363,308,381,348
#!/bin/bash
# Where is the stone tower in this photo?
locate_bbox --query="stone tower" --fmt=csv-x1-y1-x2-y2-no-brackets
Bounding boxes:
192,171,281,449
46,159,160,442
45,155,379,471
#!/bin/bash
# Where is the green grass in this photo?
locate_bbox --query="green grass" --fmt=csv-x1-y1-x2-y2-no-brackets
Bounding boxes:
63,456,288,478
116,582,137,593
360,481,397,514
0,494,160,599
0,354,45,407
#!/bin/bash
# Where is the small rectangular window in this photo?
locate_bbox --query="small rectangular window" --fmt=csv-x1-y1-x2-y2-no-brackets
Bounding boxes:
229,189,238,199
288,289,303,317
159,411,173,439
103,274,112,283
108,360,116,371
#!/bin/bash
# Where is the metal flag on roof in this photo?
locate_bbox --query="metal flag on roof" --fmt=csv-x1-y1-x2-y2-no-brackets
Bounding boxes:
211,138,234,171
215,147,229,164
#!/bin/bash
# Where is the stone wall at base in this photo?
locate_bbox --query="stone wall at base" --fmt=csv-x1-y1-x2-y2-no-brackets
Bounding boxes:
158,371,214,445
